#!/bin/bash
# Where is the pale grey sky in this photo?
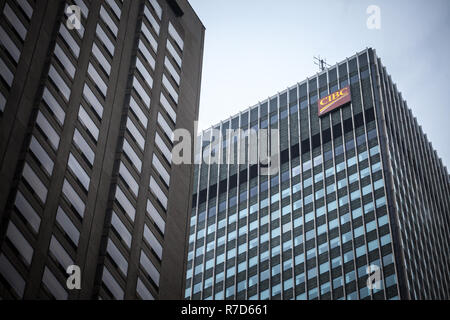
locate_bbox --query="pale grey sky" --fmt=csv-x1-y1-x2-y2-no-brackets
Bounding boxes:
189,0,450,168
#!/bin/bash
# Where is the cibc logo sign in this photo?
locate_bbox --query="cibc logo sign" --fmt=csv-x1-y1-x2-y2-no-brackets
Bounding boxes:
318,86,351,117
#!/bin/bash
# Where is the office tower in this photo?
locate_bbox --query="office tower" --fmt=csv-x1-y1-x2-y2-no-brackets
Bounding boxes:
0,0,204,300
185,48,450,300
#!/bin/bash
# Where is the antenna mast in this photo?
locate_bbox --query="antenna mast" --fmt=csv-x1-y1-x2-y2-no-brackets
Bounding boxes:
314,55,330,72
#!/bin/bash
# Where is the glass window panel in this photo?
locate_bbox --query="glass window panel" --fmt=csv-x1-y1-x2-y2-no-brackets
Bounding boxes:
73,128,95,165
54,43,75,78
106,239,128,275
115,185,135,221
149,0,162,19
42,87,65,126
136,278,154,300
42,267,68,300
78,106,99,141
159,92,177,123
36,111,60,150
0,25,20,62
129,96,148,128
135,57,153,89
122,138,142,173
87,64,107,98
6,222,33,265
154,132,172,164
49,65,70,101
29,136,54,175
143,224,162,259
164,56,180,85
141,23,157,53
166,40,182,68
92,42,111,75
56,206,80,246
22,162,47,203
157,113,173,142
4,4,27,40
105,0,121,19
126,117,145,150
102,266,124,299
147,199,165,234
49,235,73,270
162,74,178,104
0,57,14,87
152,154,170,186
62,179,85,218
139,250,160,286
100,5,118,36
111,211,131,248
144,6,160,35
0,254,25,297
0,91,6,112
74,0,89,18
14,191,41,233
96,24,115,56
374,179,384,190
168,22,183,50
59,24,80,58
68,153,90,191
149,176,167,209
119,161,139,197
138,39,155,70
17,0,33,19
132,76,151,108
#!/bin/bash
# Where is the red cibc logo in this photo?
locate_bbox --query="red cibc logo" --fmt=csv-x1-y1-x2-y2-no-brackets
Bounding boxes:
318,86,351,117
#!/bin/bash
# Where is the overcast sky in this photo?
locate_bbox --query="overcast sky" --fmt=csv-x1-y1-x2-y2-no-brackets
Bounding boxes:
189,0,450,168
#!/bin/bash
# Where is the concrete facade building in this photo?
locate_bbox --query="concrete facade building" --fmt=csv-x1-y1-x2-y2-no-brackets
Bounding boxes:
0,0,204,300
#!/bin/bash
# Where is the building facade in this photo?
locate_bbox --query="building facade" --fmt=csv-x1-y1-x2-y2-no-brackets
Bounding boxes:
0,0,204,299
185,48,450,300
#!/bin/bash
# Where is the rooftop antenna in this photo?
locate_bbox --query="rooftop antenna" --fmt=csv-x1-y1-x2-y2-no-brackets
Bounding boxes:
314,55,331,72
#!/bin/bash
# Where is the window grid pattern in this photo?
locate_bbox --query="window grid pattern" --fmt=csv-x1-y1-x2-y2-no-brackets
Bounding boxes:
185,49,400,301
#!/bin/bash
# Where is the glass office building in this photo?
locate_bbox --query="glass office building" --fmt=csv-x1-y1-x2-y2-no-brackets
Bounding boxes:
185,48,450,300
0,0,204,299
